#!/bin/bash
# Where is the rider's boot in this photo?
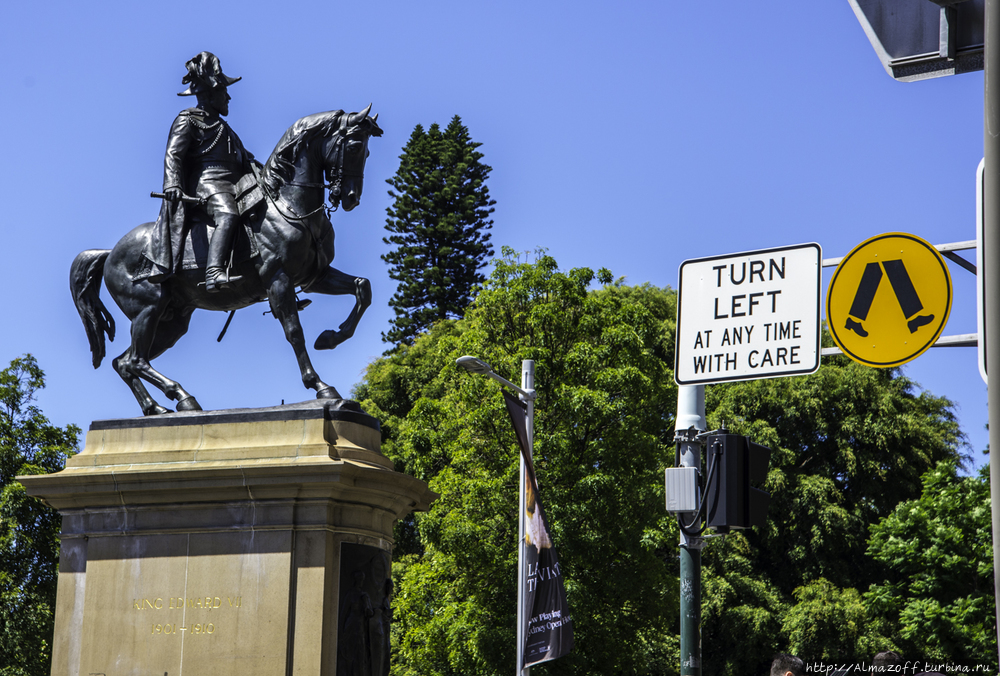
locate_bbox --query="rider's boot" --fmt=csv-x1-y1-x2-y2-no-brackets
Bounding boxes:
205,213,243,293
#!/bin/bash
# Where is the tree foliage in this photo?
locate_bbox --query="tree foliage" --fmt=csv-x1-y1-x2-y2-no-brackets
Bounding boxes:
699,362,966,675
865,461,996,665
382,116,496,347
358,249,679,675
357,250,974,675
0,355,78,676
782,578,873,662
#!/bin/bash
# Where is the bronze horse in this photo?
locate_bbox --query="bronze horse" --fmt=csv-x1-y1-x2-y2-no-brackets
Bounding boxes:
70,107,382,415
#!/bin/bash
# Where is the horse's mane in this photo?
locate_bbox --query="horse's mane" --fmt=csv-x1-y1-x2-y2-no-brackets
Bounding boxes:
261,110,346,194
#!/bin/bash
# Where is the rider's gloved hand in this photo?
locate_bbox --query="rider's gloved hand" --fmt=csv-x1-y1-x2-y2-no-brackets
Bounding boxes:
164,187,183,203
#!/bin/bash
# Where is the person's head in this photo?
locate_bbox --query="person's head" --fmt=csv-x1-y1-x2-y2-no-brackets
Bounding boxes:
771,654,805,676
873,651,901,668
178,51,240,117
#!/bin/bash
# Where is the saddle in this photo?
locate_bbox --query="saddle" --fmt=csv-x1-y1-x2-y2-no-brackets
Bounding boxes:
235,165,265,215
137,172,265,282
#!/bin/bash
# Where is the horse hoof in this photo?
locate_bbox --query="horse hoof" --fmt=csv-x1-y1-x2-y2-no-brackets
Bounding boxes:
325,398,364,413
176,396,202,412
314,330,344,351
145,404,171,416
316,386,342,400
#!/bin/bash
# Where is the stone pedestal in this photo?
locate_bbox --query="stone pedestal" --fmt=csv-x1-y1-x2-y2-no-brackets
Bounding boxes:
20,400,435,676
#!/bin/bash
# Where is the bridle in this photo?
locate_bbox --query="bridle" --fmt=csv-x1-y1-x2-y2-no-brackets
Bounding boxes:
260,121,367,222
327,117,370,194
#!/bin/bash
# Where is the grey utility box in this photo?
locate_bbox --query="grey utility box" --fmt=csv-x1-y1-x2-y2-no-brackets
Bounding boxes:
665,466,699,513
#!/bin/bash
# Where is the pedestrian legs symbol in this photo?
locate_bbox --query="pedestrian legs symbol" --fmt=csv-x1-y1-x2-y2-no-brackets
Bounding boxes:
845,260,935,337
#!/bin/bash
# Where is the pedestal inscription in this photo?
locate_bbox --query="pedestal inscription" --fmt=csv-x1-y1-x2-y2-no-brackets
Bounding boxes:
72,532,290,674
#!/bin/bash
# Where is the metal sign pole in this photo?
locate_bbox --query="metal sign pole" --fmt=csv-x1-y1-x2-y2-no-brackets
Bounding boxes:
984,0,1000,661
676,384,706,676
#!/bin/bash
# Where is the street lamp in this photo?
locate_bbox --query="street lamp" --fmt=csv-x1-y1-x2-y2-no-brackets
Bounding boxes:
455,355,535,676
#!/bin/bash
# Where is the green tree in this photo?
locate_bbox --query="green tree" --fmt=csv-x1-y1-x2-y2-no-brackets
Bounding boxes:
357,250,968,675
699,364,965,675
357,249,680,675
865,460,996,665
0,355,78,676
783,578,874,662
382,115,496,347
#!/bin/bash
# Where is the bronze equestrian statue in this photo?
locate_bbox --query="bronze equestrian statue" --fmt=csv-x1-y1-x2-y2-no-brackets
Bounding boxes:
70,52,383,416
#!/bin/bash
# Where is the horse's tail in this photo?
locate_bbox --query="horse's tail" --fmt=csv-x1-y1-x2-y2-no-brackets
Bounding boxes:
70,249,116,368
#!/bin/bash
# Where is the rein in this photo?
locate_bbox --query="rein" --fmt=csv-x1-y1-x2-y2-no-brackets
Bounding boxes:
259,169,335,222
258,133,349,222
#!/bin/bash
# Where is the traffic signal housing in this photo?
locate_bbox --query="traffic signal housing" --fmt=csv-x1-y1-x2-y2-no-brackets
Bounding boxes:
705,433,771,530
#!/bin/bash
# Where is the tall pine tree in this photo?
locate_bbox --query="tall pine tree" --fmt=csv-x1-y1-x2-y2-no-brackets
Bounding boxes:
382,116,495,347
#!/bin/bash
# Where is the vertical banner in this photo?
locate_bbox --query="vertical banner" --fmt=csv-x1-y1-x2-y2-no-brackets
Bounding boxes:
502,391,573,669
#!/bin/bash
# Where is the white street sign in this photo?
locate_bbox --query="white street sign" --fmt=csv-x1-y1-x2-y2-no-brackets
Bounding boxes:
675,243,822,385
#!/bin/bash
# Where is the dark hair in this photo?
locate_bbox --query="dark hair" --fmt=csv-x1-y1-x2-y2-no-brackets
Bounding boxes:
771,654,805,676
873,651,901,667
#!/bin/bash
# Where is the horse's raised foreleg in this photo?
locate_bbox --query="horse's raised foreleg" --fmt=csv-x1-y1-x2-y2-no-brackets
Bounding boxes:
268,268,341,399
310,267,372,351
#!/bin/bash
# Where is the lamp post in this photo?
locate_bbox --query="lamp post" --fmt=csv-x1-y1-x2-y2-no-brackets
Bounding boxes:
456,356,535,676
986,0,1000,658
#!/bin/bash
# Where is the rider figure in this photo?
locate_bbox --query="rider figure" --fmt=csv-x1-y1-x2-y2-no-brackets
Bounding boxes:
156,51,256,292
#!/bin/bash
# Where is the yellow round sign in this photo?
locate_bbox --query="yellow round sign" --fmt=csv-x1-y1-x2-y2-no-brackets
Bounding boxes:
827,233,952,368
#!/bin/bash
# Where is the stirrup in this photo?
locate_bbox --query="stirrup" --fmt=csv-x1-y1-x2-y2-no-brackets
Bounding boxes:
204,267,242,292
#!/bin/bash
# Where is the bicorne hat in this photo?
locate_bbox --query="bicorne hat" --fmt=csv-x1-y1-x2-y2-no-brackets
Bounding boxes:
178,51,242,97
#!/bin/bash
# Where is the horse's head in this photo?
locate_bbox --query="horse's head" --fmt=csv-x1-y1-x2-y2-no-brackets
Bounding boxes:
262,107,383,216
323,104,383,212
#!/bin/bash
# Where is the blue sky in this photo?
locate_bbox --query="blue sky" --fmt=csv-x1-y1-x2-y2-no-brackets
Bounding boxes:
0,2,988,463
